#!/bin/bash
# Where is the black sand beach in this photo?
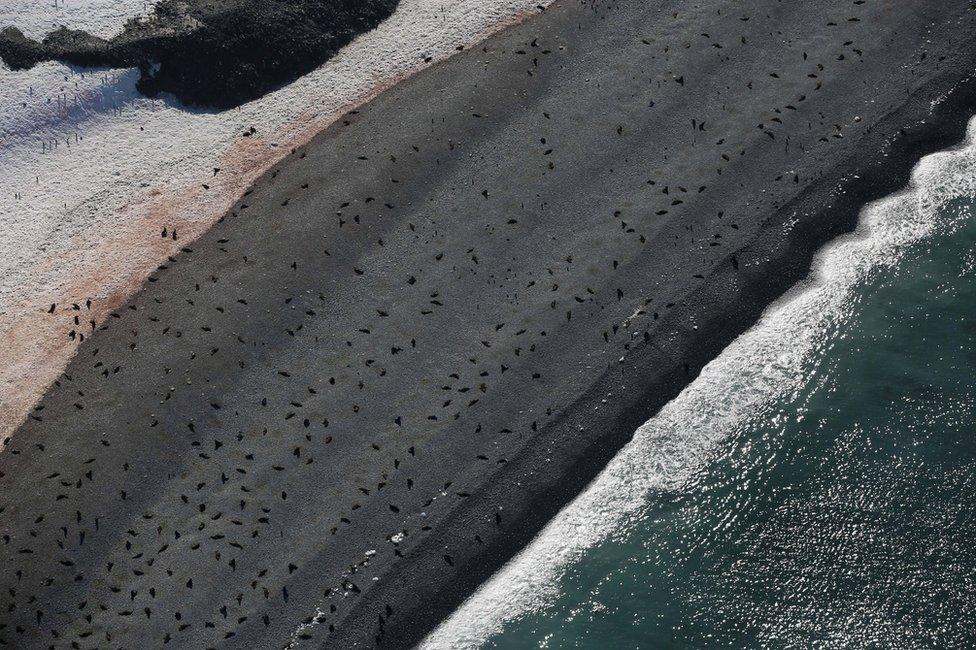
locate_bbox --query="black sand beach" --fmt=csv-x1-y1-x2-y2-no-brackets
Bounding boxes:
2,1,976,648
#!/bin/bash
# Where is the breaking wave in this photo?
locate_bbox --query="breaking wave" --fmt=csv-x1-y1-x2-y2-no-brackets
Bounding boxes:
422,115,976,649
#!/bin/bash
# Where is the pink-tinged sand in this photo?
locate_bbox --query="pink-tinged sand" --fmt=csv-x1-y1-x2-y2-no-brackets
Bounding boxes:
0,3,547,445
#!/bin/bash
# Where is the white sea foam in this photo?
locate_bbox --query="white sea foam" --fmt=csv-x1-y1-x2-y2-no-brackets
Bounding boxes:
0,0,554,441
421,117,976,649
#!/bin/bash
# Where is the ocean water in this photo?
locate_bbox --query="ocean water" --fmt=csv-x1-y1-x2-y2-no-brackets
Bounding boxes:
481,196,976,648
426,122,976,648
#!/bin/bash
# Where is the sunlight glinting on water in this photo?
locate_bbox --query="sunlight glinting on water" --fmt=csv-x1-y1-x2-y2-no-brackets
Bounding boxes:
422,114,976,649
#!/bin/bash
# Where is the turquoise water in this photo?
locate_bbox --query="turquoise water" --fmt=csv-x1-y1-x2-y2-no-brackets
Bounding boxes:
484,198,976,649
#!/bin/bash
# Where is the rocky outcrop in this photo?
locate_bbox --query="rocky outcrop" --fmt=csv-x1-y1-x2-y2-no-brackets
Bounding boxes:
0,0,401,109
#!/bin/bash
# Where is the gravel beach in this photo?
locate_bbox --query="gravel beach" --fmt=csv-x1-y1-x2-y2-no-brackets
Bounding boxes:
2,1,976,648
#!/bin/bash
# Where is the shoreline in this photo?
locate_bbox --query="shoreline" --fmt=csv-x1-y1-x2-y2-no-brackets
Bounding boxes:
425,110,976,650
409,59,976,650
1,2,975,649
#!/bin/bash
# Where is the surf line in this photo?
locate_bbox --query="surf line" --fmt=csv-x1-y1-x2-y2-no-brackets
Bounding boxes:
420,115,976,649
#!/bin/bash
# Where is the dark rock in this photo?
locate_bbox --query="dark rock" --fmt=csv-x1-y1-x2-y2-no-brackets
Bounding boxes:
0,0,401,109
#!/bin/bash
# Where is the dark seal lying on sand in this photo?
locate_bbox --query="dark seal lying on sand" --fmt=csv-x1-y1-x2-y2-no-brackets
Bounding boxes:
2,1,976,650
0,0,400,108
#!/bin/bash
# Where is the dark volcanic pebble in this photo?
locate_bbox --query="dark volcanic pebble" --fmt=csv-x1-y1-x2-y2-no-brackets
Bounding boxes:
0,0,401,109
2,1,976,649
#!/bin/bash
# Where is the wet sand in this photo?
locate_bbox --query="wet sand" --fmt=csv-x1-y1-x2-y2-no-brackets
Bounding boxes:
2,1,976,648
